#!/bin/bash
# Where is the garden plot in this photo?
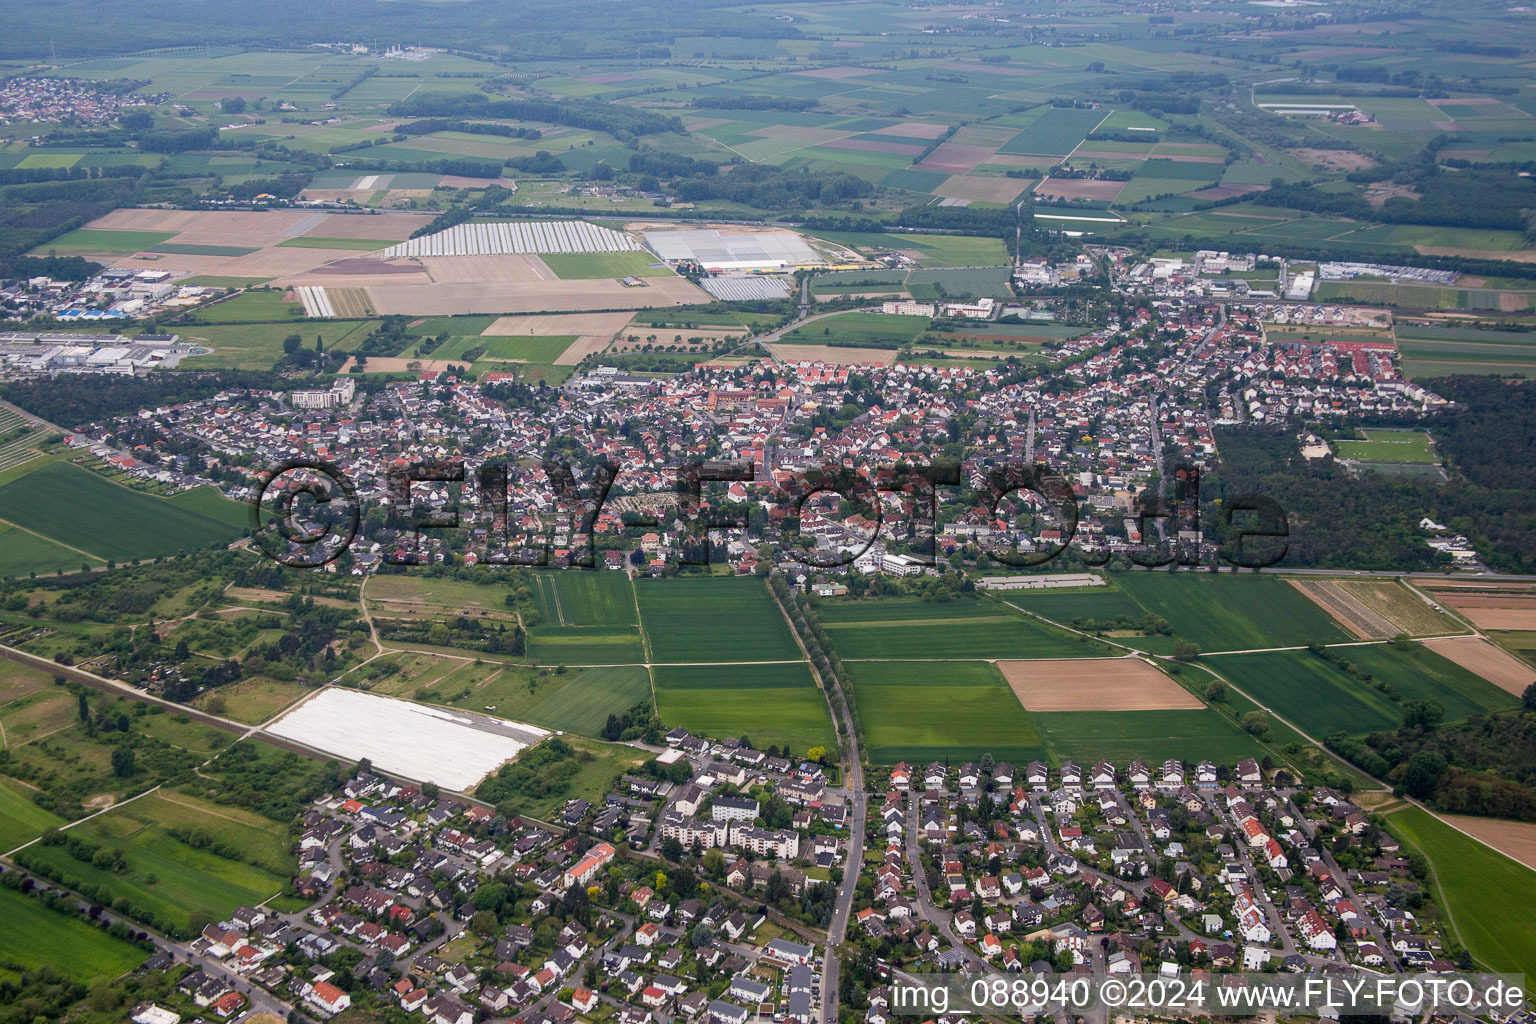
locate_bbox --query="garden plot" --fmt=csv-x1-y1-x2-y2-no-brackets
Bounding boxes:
1000,657,1203,711
266,688,548,790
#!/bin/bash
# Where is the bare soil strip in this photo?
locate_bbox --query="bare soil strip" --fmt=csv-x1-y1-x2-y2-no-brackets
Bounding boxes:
999,658,1205,712
1421,636,1536,696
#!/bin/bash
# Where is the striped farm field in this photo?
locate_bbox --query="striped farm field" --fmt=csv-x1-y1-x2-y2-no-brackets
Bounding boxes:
0,461,240,562
636,576,801,663
848,659,1048,765
1113,572,1351,651
817,596,1096,660
1214,642,1519,738
1034,709,1269,763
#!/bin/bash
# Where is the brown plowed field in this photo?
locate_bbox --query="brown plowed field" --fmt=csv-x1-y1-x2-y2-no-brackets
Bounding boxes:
1422,636,1535,696
999,658,1204,711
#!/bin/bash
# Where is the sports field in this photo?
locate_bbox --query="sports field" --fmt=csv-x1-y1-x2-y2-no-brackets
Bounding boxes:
635,576,801,663
1214,642,1519,737
818,597,1095,660
0,886,146,980
847,660,1046,764
653,662,834,753
1113,573,1352,651
1332,428,1437,463
1388,806,1536,977
0,461,241,562
1033,709,1267,764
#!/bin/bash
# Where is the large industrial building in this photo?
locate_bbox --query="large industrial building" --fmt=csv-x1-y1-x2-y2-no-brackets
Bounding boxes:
643,228,822,271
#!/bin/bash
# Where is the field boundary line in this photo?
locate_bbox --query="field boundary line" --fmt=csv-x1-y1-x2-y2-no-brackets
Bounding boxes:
0,513,106,562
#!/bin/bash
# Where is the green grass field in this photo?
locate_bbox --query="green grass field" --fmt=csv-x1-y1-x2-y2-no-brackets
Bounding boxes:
0,776,65,853
778,312,931,349
1394,326,1536,378
0,462,241,562
1113,573,1352,652
527,626,645,665
1214,642,1519,738
1333,428,1437,463
817,596,1092,660
653,662,834,753
1000,584,1146,625
808,231,1009,268
167,485,254,531
1387,806,1536,977
540,252,672,279
636,576,801,663
0,886,146,980
1034,708,1267,763
192,290,306,322
848,660,1047,764
0,521,103,578
423,663,653,737
18,790,297,933
31,229,176,256
531,571,636,626
184,320,376,370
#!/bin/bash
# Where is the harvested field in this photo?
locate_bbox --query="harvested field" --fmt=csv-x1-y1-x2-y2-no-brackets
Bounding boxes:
1033,176,1125,202
917,143,996,174
301,213,431,239
1438,815,1536,871
766,343,892,365
999,658,1204,711
417,254,553,284
935,173,1029,203
1290,579,1456,638
1422,636,1536,696
1436,594,1536,631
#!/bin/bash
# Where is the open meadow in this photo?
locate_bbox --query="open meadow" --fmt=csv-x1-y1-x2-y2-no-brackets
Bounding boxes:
1388,806,1536,978
653,662,833,754
847,660,1046,765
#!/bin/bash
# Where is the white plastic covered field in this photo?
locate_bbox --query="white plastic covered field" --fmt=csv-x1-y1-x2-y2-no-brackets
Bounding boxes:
267,687,550,790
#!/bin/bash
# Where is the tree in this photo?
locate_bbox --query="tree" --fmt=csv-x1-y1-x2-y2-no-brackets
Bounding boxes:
1172,641,1200,662
1523,682,1536,712
660,837,684,862
1205,680,1227,702
282,334,302,355
470,910,498,937
1400,749,1448,799
1240,710,1270,738
422,781,439,801
111,745,135,777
